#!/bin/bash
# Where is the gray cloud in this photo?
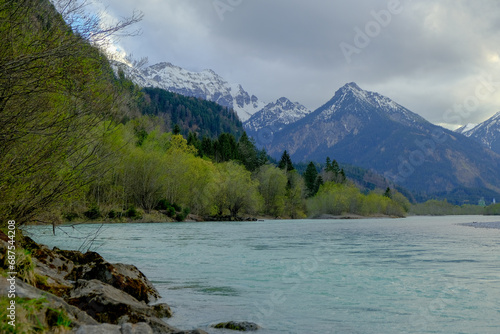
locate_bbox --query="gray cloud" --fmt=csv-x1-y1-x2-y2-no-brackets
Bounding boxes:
98,0,500,128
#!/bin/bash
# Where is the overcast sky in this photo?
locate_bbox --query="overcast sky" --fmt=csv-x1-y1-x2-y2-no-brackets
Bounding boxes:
94,0,500,128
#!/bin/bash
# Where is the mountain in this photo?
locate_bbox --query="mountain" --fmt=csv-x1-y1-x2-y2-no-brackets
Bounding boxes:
114,61,265,121
455,123,477,134
243,97,311,142
458,112,500,154
267,83,500,198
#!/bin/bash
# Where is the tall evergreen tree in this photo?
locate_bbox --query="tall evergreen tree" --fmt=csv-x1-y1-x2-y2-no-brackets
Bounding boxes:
200,136,214,158
237,132,265,172
278,150,294,172
214,133,238,162
326,157,332,171
304,162,319,198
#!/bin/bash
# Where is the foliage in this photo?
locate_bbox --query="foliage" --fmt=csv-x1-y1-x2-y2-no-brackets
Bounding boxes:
0,0,140,226
255,165,288,217
484,203,500,215
283,171,307,219
213,162,262,218
278,150,294,172
140,87,244,138
410,200,485,215
0,296,73,333
307,182,407,217
0,297,47,333
83,206,101,220
304,162,320,198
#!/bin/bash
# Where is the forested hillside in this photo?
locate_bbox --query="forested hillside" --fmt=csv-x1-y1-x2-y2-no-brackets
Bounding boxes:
138,86,244,139
0,0,415,227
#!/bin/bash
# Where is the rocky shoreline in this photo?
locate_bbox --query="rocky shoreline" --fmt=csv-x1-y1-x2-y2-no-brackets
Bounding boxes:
0,230,208,333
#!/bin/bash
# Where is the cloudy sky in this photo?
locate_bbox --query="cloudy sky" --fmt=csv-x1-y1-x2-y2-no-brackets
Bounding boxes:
95,0,500,128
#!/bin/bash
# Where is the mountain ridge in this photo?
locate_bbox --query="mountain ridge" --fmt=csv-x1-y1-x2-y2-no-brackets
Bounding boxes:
268,83,500,197
458,111,500,154
113,60,266,121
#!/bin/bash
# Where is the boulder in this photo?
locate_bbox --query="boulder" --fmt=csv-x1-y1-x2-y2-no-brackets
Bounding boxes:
0,278,99,328
67,279,171,324
213,321,260,331
22,236,161,303
73,322,154,334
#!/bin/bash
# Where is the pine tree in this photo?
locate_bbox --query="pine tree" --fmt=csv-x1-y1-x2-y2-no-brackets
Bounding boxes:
200,136,214,158
237,132,265,171
331,160,340,175
304,162,319,198
173,124,181,135
314,175,324,195
326,157,332,171
339,168,346,184
278,150,294,172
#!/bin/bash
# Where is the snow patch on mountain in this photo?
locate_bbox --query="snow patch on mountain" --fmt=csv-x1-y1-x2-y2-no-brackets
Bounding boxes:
244,97,311,132
460,112,500,152
317,82,427,128
113,61,265,121
455,123,478,134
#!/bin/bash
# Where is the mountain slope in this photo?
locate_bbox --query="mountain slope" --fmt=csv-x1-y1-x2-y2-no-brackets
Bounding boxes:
138,87,244,139
114,61,265,121
268,83,500,196
459,112,500,154
244,97,311,143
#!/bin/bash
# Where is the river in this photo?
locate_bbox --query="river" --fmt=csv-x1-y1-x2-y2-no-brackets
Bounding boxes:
27,216,500,333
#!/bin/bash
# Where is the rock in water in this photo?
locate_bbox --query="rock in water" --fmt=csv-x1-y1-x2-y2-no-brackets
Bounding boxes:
213,321,261,331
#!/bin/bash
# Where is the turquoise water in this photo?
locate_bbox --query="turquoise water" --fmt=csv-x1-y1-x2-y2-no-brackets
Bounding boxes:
27,216,500,333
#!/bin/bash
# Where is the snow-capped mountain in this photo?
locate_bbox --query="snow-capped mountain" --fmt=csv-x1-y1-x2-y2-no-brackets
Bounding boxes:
268,82,429,159
244,97,311,133
114,61,265,121
455,123,478,134
459,112,500,154
313,82,428,128
268,82,500,195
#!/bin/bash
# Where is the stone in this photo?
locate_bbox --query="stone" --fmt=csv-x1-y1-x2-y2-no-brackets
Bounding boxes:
73,324,121,334
213,321,261,331
0,278,99,328
67,279,160,324
152,303,173,318
22,236,161,303
121,322,154,334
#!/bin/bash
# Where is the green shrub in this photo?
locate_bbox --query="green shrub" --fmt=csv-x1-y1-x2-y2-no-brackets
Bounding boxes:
485,203,500,215
83,206,101,220
125,206,142,219
107,210,120,219
166,207,175,217
63,212,80,222
155,199,171,210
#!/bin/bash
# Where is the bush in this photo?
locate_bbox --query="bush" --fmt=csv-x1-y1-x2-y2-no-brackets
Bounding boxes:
63,212,80,222
107,210,121,219
175,208,190,222
166,207,175,217
125,206,142,219
83,206,101,220
172,203,182,212
485,203,500,215
155,199,171,210
307,182,407,218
